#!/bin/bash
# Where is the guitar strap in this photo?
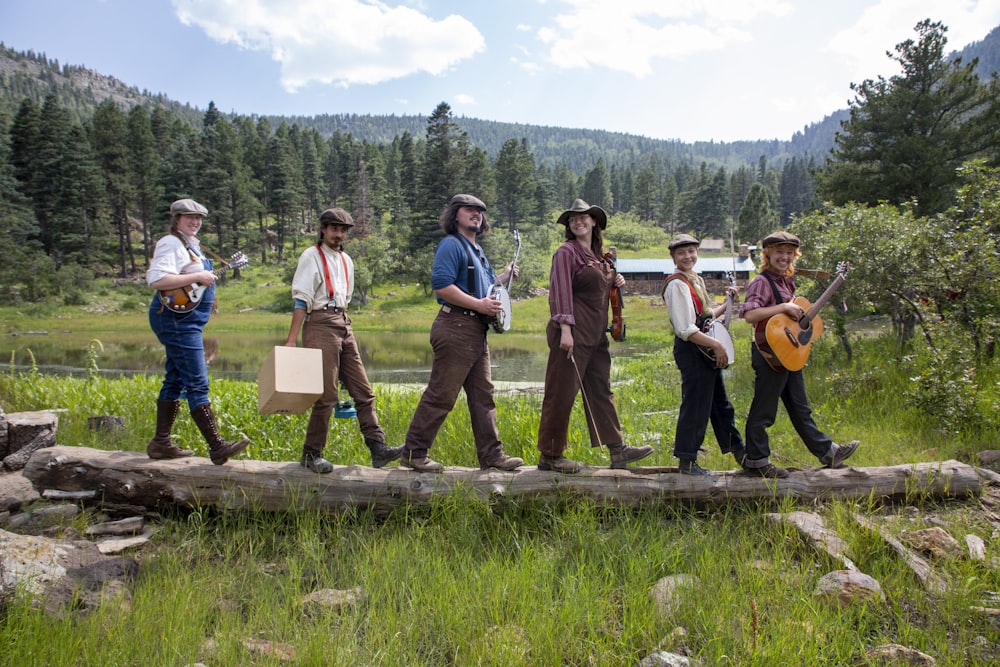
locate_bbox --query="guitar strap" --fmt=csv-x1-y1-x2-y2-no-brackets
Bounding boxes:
756,271,789,371
760,271,786,306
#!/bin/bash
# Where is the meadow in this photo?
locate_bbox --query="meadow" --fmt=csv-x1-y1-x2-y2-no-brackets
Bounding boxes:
1,270,998,666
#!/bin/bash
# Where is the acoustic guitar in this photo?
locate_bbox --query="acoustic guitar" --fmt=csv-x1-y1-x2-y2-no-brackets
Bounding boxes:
158,251,249,314
754,262,849,372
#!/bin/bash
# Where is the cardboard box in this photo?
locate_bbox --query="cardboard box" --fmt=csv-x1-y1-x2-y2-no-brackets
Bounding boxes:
257,346,324,414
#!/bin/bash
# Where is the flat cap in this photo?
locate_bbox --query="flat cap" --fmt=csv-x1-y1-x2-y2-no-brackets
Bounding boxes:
556,198,608,229
450,194,487,210
762,230,801,247
668,233,700,250
170,198,208,217
319,207,355,227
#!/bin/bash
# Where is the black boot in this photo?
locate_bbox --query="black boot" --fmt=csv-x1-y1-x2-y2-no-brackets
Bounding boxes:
365,438,403,468
607,442,654,469
147,400,194,459
190,403,249,465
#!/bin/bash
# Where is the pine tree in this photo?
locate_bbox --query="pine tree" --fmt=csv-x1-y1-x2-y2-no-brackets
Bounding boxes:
818,20,1000,216
91,99,133,276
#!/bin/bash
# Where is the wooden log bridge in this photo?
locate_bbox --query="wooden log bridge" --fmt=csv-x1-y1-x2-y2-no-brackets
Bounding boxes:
22,446,984,516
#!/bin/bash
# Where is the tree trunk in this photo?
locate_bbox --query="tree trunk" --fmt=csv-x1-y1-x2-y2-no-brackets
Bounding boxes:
22,446,983,517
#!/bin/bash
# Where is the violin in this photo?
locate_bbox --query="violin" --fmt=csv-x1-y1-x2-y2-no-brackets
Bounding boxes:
605,249,626,342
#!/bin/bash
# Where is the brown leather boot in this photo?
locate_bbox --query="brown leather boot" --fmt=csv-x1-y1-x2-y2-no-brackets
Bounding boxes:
146,400,194,459
607,442,654,469
538,454,584,474
190,403,249,465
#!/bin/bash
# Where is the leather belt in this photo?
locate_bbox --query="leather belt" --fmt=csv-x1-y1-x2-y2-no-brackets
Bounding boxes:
441,304,478,318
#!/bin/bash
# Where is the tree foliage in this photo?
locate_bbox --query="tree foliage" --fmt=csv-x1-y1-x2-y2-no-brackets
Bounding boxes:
817,20,1000,217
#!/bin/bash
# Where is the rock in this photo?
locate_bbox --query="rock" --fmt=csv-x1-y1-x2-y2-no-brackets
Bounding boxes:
95,528,152,554
901,527,962,560
0,470,41,511
302,586,365,612
977,450,1000,466
638,651,692,667
87,416,126,433
649,574,701,618
864,643,936,666
966,534,987,561
242,639,295,661
0,528,138,617
0,405,8,456
814,570,885,606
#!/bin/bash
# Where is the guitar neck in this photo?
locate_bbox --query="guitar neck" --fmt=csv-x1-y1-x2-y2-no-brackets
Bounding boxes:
801,274,845,327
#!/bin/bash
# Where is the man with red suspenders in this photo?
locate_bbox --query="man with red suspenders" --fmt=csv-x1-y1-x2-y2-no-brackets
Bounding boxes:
284,207,402,473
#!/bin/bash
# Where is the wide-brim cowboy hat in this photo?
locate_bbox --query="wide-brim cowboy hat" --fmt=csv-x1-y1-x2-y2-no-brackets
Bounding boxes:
556,199,607,229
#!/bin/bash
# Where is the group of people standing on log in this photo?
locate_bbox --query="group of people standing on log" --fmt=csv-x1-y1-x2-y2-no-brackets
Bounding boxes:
144,195,858,477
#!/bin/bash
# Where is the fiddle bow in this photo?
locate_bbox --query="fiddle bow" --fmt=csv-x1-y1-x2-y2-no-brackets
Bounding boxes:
605,247,626,342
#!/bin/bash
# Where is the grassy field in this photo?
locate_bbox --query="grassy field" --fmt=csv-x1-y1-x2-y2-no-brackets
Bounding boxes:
1,273,999,666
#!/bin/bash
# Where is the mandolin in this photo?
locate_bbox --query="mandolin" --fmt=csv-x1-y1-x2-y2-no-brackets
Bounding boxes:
754,262,849,372
158,251,249,314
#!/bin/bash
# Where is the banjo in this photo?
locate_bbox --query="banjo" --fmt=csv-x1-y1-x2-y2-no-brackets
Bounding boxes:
699,272,737,368
487,229,520,333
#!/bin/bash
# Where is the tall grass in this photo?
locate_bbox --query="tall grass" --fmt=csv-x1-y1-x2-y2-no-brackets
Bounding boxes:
1,304,999,665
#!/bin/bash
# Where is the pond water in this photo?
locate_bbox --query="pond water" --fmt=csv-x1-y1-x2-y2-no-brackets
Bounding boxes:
0,328,655,385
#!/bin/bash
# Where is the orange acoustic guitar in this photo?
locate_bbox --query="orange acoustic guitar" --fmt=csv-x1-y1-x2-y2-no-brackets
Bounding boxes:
754,262,849,372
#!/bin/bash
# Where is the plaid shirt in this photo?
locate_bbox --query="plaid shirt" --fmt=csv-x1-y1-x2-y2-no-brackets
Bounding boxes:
739,270,795,317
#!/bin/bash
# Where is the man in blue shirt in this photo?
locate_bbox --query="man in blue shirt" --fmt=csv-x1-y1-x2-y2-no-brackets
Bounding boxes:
399,194,523,473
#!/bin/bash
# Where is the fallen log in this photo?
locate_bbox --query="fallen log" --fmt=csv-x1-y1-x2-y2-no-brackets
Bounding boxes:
23,446,984,516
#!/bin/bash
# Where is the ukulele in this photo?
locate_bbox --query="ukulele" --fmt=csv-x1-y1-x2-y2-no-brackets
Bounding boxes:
754,262,849,372
158,251,249,314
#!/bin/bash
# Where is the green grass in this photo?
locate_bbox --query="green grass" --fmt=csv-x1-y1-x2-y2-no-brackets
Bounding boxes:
2,288,999,666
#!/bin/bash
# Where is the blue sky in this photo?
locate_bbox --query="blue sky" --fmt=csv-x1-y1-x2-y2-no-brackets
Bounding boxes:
3,0,999,142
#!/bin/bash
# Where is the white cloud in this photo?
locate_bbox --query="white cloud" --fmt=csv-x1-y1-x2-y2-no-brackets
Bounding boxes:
536,0,794,77
827,0,1000,84
510,56,542,74
171,0,485,90
454,93,477,105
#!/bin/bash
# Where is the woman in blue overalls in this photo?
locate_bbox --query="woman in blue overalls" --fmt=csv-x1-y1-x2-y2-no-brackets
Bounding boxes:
145,198,248,464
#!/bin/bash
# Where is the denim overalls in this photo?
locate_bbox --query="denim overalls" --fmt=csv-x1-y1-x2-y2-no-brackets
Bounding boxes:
148,253,215,411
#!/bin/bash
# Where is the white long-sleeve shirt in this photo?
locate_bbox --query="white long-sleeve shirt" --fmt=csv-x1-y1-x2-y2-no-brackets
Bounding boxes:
291,244,354,312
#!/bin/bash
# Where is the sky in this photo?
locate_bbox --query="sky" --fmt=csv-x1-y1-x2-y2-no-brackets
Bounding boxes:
3,0,1000,143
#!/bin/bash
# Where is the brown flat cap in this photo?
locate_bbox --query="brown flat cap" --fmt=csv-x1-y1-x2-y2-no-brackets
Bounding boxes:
170,198,208,217
668,233,700,250
762,231,800,247
319,207,355,227
556,198,608,229
450,194,487,210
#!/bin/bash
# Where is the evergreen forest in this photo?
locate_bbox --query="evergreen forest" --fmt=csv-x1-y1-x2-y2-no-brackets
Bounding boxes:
0,21,998,315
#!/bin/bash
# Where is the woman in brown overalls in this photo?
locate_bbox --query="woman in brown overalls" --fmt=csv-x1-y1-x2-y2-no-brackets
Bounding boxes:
536,199,654,473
